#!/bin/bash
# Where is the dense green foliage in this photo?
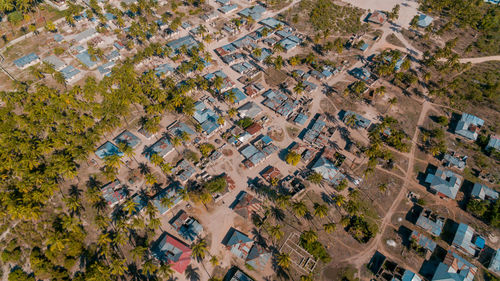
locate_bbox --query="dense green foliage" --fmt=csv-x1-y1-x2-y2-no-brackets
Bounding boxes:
420,0,500,55
299,232,331,263
294,0,363,33
467,199,500,228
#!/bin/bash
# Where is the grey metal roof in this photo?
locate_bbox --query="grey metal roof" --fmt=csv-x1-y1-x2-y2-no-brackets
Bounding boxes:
452,223,476,256
42,55,66,70
471,183,498,201
425,168,462,199
455,113,484,141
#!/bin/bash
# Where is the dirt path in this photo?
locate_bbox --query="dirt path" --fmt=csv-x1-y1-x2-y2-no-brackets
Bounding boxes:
337,101,432,270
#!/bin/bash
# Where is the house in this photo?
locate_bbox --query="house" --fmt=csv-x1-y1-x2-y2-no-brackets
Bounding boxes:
231,191,262,219
454,113,484,141
425,168,462,200
367,11,387,25
95,141,123,159
224,229,253,259
246,244,271,270
238,102,263,119
240,142,278,168
489,249,500,275
486,135,500,152
351,67,372,82
42,55,66,71
278,36,301,52
443,153,467,170
243,83,265,97
245,123,263,136
432,250,477,281
218,4,238,14
152,232,192,273
452,223,485,257
471,183,498,201
193,101,220,136
261,166,282,183
151,184,184,215
60,65,81,82
303,115,327,147
250,48,272,62
311,157,345,185
170,210,203,241
259,17,284,29
261,89,297,118
114,130,141,148
13,53,40,69
168,121,196,139
224,88,248,104
294,113,308,126
154,63,174,78
342,110,371,129
416,209,445,236
411,230,437,258
166,35,199,54
172,159,197,182
97,61,115,76
101,180,126,206
144,137,174,159
76,50,100,69
359,43,369,52
73,27,97,43
417,14,433,28
238,5,266,20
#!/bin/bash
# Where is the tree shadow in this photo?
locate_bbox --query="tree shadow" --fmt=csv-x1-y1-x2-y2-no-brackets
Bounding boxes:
184,265,200,281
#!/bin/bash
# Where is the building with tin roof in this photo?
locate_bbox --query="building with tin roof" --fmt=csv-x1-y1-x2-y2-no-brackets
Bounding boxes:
152,232,192,273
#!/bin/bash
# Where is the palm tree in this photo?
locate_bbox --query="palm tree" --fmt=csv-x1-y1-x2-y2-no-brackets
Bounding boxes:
158,263,175,279
191,239,209,261
253,48,262,58
293,81,305,97
118,142,137,164
123,199,138,215
378,183,387,193
212,76,223,92
276,253,291,269
104,154,123,169
291,200,308,218
110,258,127,277
150,153,164,167
144,173,158,186
209,255,219,267
171,136,182,154
313,203,328,218
161,162,173,175
268,224,284,243
323,223,336,234
228,108,237,118
300,274,314,281
345,114,358,128
334,194,346,207
301,230,318,243
142,259,158,276
180,131,191,142
386,97,397,112
130,245,147,262
160,196,174,209
276,195,290,209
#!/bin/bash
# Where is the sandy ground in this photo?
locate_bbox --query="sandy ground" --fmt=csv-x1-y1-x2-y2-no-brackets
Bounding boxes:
342,0,419,28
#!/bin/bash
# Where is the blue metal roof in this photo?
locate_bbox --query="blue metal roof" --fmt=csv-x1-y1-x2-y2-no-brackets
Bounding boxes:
417,14,433,27
13,53,39,68
76,50,99,68
144,137,173,159
114,130,141,148
312,157,345,185
489,248,500,274
425,168,462,199
224,88,248,103
260,17,283,29
486,135,500,151
455,113,484,141
471,182,498,201
95,141,123,159
452,223,476,256
152,184,184,215
166,35,199,53
60,65,80,80
218,4,238,14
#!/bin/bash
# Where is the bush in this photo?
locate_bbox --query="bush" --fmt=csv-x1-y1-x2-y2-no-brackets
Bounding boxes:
8,268,34,281
285,151,301,166
199,143,215,158
237,117,254,129
299,234,331,263
203,176,227,194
